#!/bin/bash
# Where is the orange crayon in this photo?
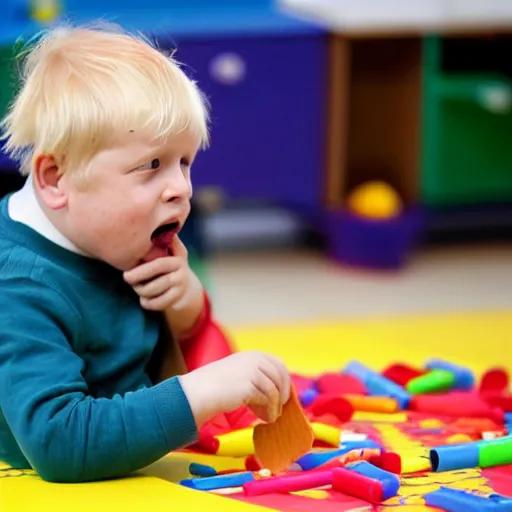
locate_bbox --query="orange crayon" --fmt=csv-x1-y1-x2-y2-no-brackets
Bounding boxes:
343,395,399,414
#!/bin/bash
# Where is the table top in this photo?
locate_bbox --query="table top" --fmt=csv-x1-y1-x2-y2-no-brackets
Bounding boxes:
279,0,512,35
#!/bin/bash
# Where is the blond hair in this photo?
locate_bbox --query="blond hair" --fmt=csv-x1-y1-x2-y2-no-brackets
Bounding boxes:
0,23,210,184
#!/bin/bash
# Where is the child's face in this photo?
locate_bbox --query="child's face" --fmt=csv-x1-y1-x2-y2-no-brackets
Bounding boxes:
62,129,198,271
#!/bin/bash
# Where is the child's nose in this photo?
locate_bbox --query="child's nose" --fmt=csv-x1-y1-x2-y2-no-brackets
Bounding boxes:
162,167,192,202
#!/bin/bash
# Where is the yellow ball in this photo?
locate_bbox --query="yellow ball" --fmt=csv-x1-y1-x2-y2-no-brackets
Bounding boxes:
347,181,403,219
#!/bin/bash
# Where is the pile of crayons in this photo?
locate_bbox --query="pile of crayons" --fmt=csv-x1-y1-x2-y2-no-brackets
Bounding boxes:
179,359,512,509
181,447,401,503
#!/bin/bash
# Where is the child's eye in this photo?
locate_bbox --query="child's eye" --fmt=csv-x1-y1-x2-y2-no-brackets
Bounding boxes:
136,158,160,172
180,157,190,170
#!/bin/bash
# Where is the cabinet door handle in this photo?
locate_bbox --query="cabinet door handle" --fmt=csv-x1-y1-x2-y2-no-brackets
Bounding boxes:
209,52,247,86
478,85,512,114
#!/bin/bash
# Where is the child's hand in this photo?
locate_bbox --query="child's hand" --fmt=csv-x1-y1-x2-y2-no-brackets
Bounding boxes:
179,351,292,427
123,236,191,311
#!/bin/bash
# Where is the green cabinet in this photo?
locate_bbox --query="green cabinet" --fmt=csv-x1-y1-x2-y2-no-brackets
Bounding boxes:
0,44,17,123
421,36,512,206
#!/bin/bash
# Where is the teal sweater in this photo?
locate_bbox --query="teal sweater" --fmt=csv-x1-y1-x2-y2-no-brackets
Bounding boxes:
0,196,198,482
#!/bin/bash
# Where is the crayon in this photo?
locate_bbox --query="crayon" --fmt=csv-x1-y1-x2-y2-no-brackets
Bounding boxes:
180,471,255,490
299,388,319,407
406,369,455,395
243,470,333,496
479,368,509,395
430,442,480,472
315,372,367,395
424,486,512,512
430,435,512,472
295,440,383,471
382,363,426,387
309,448,382,472
215,427,255,457
479,435,512,468
332,467,388,503
310,422,342,446
310,394,354,422
343,361,410,409
410,392,504,424
425,359,474,390
189,462,217,477
374,451,402,475
245,455,262,472
401,455,431,474
345,461,400,500
343,395,399,414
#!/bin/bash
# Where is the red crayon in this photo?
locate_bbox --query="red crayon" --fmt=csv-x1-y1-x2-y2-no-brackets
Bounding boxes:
372,451,402,475
309,394,354,422
382,363,425,387
410,392,504,424
332,467,384,502
245,455,262,472
243,470,333,496
316,373,367,395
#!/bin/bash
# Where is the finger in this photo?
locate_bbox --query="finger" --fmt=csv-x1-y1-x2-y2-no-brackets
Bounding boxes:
261,354,291,406
249,404,271,423
140,284,186,311
133,273,177,299
170,235,188,258
252,373,281,423
258,357,284,409
246,382,272,423
124,257,180,285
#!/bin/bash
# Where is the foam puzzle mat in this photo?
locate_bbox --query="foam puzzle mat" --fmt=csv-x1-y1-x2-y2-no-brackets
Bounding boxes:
1,310,511,511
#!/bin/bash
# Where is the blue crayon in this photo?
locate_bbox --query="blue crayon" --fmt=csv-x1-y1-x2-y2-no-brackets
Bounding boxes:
425,359,474,390
424,486,512,512
299,388,319,407
345,461,400,500
342,361,411,409
430,442,480,472
505,413,512,435
180,471,254,490
188,462,217,477
296,440,383,471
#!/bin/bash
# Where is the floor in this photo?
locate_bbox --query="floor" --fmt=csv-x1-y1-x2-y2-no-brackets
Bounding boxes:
208,242,512,328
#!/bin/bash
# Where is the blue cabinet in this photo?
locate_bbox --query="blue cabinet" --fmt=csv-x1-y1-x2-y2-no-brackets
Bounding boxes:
0,3,328,215
162,34,327,210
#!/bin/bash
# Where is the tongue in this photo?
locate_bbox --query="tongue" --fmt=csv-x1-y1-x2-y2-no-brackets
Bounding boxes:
152,231,175,250
143,232,175,262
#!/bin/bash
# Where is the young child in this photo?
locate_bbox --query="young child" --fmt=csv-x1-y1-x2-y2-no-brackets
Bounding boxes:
0,24,291,483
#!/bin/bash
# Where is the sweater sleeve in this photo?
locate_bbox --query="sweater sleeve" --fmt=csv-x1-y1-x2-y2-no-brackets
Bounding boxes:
0,278,198,483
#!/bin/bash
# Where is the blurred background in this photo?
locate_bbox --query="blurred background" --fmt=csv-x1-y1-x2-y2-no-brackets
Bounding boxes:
1,0,512,329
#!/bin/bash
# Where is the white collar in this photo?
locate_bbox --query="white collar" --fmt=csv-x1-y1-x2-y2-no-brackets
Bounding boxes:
8,174,86,255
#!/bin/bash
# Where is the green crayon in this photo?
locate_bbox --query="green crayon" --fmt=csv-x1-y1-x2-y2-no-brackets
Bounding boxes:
479,435,512,468
406,369,456,395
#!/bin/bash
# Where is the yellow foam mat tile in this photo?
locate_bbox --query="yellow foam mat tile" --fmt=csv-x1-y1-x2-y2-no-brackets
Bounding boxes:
1,309,511,511
229,310,512,375
0,472,268,512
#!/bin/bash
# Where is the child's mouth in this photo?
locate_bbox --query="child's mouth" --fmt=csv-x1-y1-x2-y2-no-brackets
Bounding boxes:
151,221,180,250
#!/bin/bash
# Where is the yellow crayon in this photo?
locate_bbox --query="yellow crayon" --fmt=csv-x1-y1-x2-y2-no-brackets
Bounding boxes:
311,422,342,447
214,427,255,457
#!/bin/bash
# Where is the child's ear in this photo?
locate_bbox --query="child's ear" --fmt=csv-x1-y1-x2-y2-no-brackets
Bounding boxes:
33,154,68,210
